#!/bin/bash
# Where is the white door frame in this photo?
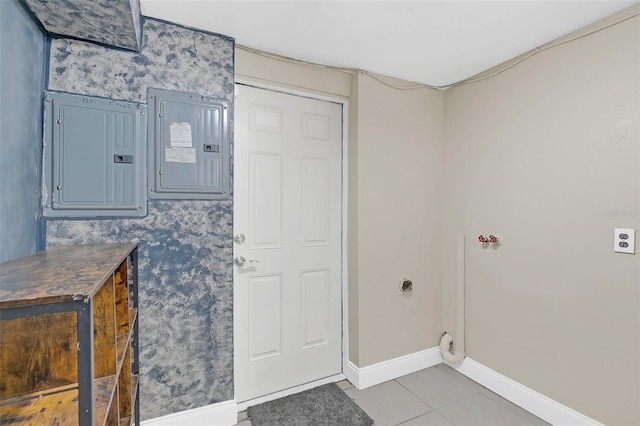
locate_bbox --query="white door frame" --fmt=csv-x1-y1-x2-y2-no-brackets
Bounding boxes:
233,78,349,409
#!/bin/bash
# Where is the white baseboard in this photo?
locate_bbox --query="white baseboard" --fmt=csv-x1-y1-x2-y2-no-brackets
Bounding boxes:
141,399,238,426
344,347,442,390
450,358,603,426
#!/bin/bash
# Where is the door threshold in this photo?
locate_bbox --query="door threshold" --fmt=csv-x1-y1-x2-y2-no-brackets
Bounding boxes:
236,373,346,412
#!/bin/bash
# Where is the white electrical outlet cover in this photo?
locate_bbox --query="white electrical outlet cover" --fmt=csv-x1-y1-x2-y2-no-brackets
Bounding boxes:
614,228,635,254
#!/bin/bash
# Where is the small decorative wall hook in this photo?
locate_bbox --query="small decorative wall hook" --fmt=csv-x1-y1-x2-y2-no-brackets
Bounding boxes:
488,235,498,243
478,235,488,243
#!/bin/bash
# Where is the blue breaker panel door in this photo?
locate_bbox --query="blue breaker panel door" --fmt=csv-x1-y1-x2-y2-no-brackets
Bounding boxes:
147,88,230,200
42,91,147,218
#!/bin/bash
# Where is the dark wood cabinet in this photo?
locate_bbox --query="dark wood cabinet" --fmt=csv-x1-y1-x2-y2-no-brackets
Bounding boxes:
0,243,140,425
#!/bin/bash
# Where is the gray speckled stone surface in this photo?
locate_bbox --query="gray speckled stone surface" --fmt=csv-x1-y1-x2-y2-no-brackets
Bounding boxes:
49,19,234,103
22,0,142,51
45,18,235,421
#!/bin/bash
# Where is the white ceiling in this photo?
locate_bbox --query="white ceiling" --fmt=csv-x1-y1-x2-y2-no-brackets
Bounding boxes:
140,1,638,87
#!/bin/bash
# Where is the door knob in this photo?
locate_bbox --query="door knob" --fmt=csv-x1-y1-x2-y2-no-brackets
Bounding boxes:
234,256,259,267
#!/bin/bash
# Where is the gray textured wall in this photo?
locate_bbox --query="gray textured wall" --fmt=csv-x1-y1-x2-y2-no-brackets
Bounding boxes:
0,0,45,263
22,0,142,51
45,18,235,420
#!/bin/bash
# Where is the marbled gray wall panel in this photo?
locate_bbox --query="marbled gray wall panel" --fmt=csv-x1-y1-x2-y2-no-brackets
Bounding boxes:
46,202,233,419
21,0,142,51
46,19,234,421
49,19,234,103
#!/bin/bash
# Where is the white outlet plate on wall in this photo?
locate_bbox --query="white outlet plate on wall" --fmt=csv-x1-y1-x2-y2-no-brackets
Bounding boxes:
614,228,635,254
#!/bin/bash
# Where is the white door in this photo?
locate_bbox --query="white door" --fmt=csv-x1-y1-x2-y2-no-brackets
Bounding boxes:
233,84,343,403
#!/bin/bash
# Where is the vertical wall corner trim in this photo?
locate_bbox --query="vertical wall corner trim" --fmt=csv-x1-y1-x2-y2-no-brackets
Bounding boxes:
449,358,604,426
140,399,238,426
345,347,443,390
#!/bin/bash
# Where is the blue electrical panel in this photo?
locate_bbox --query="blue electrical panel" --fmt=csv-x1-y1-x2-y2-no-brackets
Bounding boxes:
147,88,230,200
42,91,147,217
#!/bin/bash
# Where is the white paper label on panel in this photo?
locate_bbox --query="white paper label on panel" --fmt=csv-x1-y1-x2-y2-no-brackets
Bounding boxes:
249,152,283,249
301,157,330,246
249,274,283,360
301,270,330,349
249,104,283,134
301,112,330,141
165,147,196,163
169,122,193,147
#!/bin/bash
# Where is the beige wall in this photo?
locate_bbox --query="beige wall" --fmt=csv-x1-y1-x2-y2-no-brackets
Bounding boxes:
350,72,445,366
236,11,640,420
442,10,640,426
235,47,351,99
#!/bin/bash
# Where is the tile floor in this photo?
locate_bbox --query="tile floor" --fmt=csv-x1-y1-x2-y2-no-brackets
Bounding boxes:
239,364,549,426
